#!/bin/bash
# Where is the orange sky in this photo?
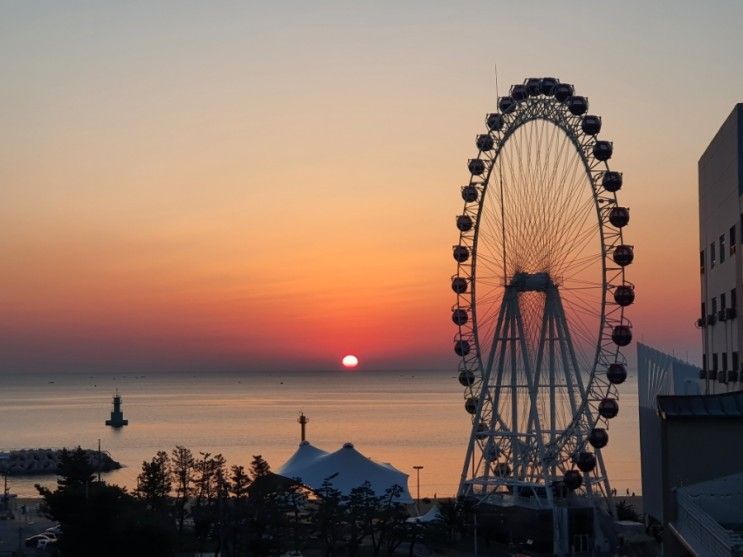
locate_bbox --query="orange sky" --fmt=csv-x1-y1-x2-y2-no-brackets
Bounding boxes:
1,2,742,372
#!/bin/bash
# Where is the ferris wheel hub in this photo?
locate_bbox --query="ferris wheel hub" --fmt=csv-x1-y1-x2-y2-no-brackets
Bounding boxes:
509,271,554,292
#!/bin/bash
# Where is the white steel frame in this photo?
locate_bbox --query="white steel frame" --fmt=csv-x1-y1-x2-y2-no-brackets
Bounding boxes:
453,87,631,512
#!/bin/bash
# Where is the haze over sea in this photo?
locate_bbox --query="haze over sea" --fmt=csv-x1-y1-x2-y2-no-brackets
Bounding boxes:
0,370,640,498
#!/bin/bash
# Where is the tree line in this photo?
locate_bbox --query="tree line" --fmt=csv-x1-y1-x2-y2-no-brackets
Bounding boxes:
36,446,452,556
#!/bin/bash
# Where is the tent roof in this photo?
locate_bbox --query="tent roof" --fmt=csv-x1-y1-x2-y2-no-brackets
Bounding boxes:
277,442,412,503
277,441,329,478
406,504,443,523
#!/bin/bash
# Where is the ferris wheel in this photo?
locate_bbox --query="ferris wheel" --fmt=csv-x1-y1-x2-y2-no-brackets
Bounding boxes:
452,77,634,507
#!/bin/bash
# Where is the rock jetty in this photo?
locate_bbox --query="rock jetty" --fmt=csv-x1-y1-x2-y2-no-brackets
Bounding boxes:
0,448,121,476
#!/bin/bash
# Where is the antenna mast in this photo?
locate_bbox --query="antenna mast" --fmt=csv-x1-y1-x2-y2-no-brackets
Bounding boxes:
297,412,309,442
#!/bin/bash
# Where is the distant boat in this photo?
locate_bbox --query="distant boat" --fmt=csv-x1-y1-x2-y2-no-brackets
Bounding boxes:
105,390,128,428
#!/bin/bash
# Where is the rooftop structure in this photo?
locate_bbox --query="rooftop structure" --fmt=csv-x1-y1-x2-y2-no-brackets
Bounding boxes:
671,472,743,556
657,389,743,418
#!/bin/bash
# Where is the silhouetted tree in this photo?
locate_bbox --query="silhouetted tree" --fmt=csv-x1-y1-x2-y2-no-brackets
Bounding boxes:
56,447,95,491
229,464,250,501
346,482,378,556
372,485,408,556
274,480,310,555
250,454,271,478
313,478,345,555
437,499,461,541
192,452,227,552
214,464,250,555
135,451,171,511
170,445,194,534
37,476,175,556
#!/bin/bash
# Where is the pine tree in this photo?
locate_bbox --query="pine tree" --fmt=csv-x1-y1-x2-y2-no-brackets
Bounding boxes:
249,454,271,478
135,451,171,511
229,465,250,501
56,447,95,491
169,445,194,534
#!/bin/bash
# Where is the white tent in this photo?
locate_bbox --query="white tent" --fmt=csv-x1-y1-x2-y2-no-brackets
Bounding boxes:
277,442,413,503
406,504,443,523
277,441,329,479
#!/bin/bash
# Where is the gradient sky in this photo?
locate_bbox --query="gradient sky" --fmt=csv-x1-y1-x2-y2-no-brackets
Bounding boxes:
2,1,742,373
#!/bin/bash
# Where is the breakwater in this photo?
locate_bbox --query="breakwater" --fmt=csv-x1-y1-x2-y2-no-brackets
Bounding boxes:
0,449,121,476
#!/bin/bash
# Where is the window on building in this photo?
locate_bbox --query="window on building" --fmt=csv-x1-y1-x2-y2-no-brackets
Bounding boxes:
723,352,728,371
700,250,705,274
711,242,716,268
713,353,719,371
731,225,737,255
712,296,717,315
732,288,737,310
720,234,726,263
721,292,727,311
734,352,739,372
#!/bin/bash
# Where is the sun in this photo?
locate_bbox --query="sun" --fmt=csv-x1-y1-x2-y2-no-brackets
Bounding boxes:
341,354,359,369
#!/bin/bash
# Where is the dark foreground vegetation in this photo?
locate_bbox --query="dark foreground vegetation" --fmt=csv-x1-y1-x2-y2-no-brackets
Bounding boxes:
35,446,458,556
34,448,651,556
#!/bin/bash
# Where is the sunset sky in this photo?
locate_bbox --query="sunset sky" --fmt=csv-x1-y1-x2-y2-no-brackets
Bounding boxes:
2,1,742,373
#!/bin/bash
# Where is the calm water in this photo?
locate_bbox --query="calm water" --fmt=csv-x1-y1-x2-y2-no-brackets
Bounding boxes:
0,370,641,498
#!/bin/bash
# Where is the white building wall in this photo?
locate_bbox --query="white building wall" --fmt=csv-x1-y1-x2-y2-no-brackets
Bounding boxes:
699,104,743,393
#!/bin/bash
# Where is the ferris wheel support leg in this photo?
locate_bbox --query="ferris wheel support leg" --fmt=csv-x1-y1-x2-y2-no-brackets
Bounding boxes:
509,301,520,480
486,307,514,475
553,298,580,421
554,288,589,403
548,298,558,452
523,292,560,478
484,291,509,376
513,295,551,496
480,305,511,486
457,297,509,498
488,312,513,433
525,294,549,438
548,302,560,479
553,504,570,557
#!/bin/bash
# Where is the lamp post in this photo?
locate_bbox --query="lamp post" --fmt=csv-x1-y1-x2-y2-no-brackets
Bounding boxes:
413,465,424,504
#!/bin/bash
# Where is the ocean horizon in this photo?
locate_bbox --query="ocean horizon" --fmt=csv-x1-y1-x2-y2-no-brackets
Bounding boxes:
0,369,641,498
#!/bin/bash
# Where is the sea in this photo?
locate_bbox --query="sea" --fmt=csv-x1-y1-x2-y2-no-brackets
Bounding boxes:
0,370,640,498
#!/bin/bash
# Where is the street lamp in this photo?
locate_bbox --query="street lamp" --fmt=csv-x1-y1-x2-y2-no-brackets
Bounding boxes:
413,465,424,503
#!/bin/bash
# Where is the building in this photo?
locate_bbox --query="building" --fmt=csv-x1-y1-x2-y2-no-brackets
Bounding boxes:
699,104,743,393
637,344,743,556
637,343,700,525
671,472,743,556
655,390,743,555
